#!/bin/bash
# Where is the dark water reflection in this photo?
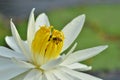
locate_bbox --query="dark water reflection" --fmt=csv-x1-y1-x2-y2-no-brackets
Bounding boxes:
0,0,120,18
0,0,84,18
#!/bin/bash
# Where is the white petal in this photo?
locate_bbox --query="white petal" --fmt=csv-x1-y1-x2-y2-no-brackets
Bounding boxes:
12,58,35,68
42,74,47,80
0,47,26,60
0,57,15,70
61,45,108,65
10,70,30,80
62,43,77,59
61,67,102,80
10,20,31,60
23,69,42,80
45,71,57,80
35,13,50,31
23,41,33,61
5,36,22,53
0,58,29,80
0,68,28,80
62,63,92,71
62,14,85,52
53,69,73,80
41,57,63,70
27,8,35,47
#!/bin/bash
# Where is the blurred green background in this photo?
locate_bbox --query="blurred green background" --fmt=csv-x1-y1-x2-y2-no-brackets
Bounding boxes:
0,1,120,79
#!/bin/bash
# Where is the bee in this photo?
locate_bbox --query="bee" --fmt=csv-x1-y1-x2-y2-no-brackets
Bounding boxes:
48,35,63,44
53,37,62,42
52,37,63,44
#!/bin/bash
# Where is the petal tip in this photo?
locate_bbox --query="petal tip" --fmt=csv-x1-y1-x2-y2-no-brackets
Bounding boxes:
78,14,86,20
81,14,86,21
5,36,9,41
32,8,35,11
89,66,92,70
102,45,108,49
81,14,86,18
10,19,14,28
31,8,35,14
41,13,47,16
10,18,15,26
10,18,13,23
30,8,35,16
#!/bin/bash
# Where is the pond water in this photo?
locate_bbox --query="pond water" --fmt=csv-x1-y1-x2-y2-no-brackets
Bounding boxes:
0,0,120,18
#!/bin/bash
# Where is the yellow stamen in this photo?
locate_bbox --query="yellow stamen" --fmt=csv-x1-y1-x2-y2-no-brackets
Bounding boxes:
31,25,64,65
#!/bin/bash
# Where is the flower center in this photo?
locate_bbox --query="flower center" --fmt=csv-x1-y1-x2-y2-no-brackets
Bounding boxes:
31,25,64,66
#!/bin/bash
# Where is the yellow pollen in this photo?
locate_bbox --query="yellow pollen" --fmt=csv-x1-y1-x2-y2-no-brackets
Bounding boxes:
31,25,64,65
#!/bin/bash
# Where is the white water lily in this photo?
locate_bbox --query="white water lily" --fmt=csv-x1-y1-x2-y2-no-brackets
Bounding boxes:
0,8,108,80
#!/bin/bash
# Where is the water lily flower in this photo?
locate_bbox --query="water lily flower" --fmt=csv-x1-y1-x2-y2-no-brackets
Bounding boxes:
0,8,108,80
